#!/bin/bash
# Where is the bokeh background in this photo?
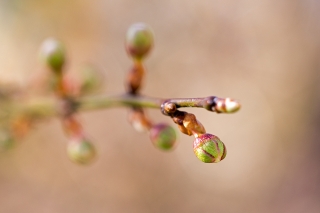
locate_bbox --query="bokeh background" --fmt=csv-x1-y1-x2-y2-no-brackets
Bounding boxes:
1,0,320,212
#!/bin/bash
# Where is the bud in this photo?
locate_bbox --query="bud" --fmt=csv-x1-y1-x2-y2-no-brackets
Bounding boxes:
150,123,177,151
162,102,177,115
0,131,15,151
125,23,154,60
79,66,103,95
67,137,96,164
40,38,65,72
214,98,240,113
193,134,226,163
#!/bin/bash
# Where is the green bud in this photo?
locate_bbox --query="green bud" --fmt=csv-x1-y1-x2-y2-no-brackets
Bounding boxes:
149,123,177,151
125,23,154,60
0,131,15,151
79,66,103,95
67,137,96,165
193,134,227,163
40,38,65,72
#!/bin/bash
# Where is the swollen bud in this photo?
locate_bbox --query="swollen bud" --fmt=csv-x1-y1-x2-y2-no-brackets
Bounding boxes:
125,23,154,60
40,38,65,72
214,98,241,113
150,123,177,151
67,137,96,165
193,134,226,163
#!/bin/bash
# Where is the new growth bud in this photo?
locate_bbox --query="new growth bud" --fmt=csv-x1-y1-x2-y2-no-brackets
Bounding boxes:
67,137,96,164
0,131,14,151
40,38,65,72
125,23,154,60
193,134,226,163
149,123,177,151
215,98,240,113
79,66,103,95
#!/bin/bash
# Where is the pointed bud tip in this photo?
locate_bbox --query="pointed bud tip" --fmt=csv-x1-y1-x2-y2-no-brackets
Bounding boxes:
225,98,241,113
214,98,241,113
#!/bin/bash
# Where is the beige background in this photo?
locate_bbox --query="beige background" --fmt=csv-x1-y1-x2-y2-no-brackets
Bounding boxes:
0,0,320,212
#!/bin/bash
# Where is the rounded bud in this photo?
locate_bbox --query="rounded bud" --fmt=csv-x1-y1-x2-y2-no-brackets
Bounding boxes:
150,123,177,151
193,134,226,163
125,23,154,60
67,137,96,165
40,38,65,72
162,102,177,115
214,98,241,113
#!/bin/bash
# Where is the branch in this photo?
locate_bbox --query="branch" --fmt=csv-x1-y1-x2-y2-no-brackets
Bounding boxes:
19,94,240,120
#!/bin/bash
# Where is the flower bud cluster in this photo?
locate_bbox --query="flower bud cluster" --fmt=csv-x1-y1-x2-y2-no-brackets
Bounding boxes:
40,39,97,165
0,23,240,166
125,23,177,151
161,102,227,163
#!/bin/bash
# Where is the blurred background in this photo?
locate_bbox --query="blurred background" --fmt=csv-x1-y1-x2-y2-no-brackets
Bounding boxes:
0,0,320,212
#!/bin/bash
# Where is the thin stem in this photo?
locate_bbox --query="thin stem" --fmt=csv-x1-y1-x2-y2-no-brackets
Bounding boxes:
166,97,213,108
78,94,163,111
16,95,239,121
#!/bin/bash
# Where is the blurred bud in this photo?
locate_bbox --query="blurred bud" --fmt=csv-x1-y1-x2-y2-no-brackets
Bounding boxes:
128,109,152,132
150,123,177,151
79,66,104,95
40,38,65,72
215,98,240,113
193,134,226,163
0,130,15,151
67,137,96,165
125,23,154,60
182,113,206,137
126,62,145,94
